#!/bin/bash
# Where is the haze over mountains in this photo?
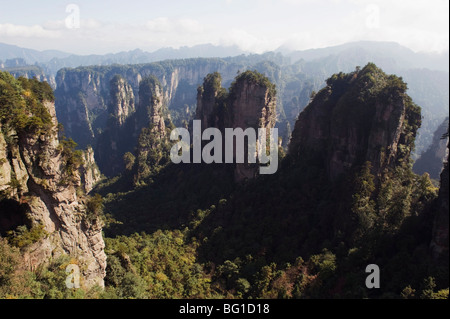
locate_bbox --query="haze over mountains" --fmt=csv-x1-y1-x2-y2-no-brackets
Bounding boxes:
0,0,448,303
0,42,247,75
1,40,448,168
1,41,449,74
1,38,449,300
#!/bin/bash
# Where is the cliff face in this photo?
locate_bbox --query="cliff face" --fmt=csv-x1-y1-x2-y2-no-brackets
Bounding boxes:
137,76,166,138
196,72,228,131
95,75,170,177
109,75,135,127
289,63,421,182
1,65,56,89
94,76,137,176
79,145,103,194
55,70,106,148
0,73,106,288
196,71,277,181
430,131,449,261
132,76,171,184
54,60,240,150
413,117,449,180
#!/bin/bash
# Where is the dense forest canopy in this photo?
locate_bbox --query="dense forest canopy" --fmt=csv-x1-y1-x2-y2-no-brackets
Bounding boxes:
0,62,448,300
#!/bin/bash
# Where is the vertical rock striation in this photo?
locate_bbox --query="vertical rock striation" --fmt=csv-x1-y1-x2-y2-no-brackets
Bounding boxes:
95,75,170,178
195,71,277,181
109,75,135,127
288,63,421,182
430,127,449,261
413,117,449,180
79,145,103,194
0,74,106,288
54,60,240,150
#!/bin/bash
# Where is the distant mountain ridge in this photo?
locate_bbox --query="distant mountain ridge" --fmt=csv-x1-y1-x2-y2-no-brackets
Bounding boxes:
2,41,449,76
0,42,71,63
0,42,247,75
282,41,449,72
2,41,449,174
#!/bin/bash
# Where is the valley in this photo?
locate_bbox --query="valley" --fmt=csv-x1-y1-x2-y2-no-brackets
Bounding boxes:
0,41,448,300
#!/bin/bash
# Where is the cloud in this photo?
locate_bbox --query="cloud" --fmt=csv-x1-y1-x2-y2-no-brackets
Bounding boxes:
0,23,61,38
178,19,203,33
342,0,449,52
43,18,102,31
1,0,447,55
219,28,280,53
146,17,172,32
145,17,203,34
81,19,103,30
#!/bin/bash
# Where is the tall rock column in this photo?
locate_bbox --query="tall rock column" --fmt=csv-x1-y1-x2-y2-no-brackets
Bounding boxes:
133,76,170,184
0,73,106,288
228,72,277,181
288,63,421,183
109,75,135,126
195,71,277,181
430,128,449,261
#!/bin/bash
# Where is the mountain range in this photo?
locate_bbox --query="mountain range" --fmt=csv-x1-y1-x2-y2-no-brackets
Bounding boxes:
2,62,448,299
3,41,447,167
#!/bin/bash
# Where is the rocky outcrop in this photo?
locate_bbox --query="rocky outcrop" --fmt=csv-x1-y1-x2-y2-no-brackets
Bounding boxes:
229,73,277,131
196,71,277,181
1,64,56,89
196,72,228,131
413,117,449,180
430,127,449,261
137,76,166,138
54,59,240,150
0,87,106,289
94,75,170,177
79,145,103,194
132,77,171,184
288,63,421,182
93,76,138,176
109,75,135,126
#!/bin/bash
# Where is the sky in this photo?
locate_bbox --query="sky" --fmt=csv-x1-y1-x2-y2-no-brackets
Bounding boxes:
0,0,448,55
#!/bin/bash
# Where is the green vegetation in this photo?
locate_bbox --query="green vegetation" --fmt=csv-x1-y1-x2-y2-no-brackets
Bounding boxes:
85,193,105,223
94,65,446,299
6,224,48,249
59,136,84,178
103,230,215,298
229,70,277,100
123,152,135,171
0,64,447,299
133,126,172,186
138,76,162,108
0,238,102,299
0,71,53,134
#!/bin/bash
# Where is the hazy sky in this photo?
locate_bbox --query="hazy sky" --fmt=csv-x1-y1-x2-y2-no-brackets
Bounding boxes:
0,0,448,55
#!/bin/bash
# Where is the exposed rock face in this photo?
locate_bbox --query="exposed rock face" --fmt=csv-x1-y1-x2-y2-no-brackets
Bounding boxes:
289,63,421,182
55,70,105,148
95,75,169,177
132,77,170,184
229,74,276,131
430,130,449,261
196,72,228,131
109,75,135,126
2,65,56,89
196,71,277,181
0,124,11,192
79,145,103,194
54,60,240,150
94,76,137,176
137,76,166,138
0,100,106,288
413,117,449,180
